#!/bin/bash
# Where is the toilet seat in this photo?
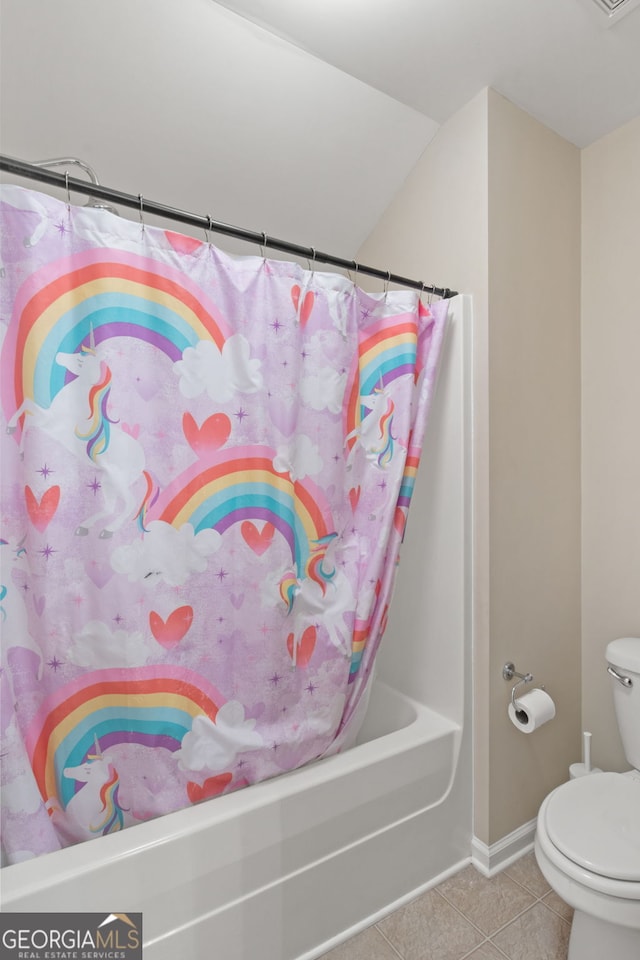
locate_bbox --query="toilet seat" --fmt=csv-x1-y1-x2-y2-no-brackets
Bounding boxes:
544,773,640,882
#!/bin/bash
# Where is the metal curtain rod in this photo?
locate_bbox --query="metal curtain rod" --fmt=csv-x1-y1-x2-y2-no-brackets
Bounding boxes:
0,154,457,299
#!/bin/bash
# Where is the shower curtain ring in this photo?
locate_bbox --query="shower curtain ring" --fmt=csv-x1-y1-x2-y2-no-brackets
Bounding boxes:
384,270,391,297
65,172,71,210
204,215,212,245
308,247,316,275
260,232,267,260
138,194,145,232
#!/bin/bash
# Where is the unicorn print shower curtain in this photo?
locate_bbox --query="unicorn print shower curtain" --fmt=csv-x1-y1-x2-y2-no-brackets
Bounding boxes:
0,184,446,864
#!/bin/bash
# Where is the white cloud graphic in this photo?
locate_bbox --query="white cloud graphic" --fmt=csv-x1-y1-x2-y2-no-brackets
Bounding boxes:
273,434,323,481
111,521,221,586
174,334,262,402
300,367,346,414
1,771,43,815
176,702,263,773
68,621,153,669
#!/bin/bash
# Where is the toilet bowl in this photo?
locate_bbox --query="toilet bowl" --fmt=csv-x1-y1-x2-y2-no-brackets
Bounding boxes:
535,772,640,959
534,638,640,960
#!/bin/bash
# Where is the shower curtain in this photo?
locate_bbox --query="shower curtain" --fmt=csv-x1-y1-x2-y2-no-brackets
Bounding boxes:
0,184,447,864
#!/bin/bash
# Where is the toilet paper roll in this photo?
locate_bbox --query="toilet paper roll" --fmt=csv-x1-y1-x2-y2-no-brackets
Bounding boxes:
508,688,556,733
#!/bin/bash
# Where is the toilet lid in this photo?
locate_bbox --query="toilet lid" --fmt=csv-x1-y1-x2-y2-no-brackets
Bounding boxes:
545,773,640,881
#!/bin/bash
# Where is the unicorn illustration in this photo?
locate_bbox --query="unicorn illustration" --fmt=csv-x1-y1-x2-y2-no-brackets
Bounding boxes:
345,386,397,470
280,534,355,664
46,737,132,845
6,344,156,537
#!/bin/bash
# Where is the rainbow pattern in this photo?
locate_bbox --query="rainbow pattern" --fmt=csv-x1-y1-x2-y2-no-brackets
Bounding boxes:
397,448,421,510
26,666,224,808
345,315,419,443
1,249,230,419
148,445,332,577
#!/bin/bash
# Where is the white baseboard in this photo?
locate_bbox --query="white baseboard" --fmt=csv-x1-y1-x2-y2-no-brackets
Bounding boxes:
471,818,537,877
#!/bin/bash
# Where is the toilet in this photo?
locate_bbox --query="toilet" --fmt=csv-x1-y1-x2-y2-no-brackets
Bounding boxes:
534,637,640,960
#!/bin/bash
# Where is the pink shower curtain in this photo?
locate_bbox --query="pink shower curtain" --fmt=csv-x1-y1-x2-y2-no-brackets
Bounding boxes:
0,184,447,864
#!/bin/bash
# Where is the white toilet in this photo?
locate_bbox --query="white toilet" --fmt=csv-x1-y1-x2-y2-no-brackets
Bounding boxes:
535,637,640,960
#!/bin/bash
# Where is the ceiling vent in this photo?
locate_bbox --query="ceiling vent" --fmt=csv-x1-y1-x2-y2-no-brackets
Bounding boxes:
586,0,640,25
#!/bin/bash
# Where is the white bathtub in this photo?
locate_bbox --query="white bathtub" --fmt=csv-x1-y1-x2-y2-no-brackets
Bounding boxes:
1,679,463,959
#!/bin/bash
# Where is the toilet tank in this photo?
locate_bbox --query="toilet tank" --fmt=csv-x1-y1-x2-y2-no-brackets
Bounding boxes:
606,637,640,771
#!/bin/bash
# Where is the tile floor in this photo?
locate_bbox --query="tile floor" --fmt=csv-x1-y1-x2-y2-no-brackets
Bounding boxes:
319,851,572,960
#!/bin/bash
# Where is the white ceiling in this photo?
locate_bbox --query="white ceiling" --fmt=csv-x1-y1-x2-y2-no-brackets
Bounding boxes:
215,0,640,147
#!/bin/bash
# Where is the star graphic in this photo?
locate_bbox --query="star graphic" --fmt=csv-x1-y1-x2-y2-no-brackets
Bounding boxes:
269,672,282,686
234,408,248,422
270,318,283,334
216,567,229,582
39,544,56,560
305,682,317,694
38,463,54,479
87,477,101,495
54,220,68,236
112,613,124,625
46,656,64,671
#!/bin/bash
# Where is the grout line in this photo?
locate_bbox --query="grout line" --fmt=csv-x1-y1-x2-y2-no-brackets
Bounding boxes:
372,923,406,960
537,898,573,926
485,940,513,960
435,884,540,941
432,888,490,938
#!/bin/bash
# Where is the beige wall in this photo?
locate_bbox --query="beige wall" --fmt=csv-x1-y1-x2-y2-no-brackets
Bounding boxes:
581,116,640,772
486,91,581,842
359,88,583,847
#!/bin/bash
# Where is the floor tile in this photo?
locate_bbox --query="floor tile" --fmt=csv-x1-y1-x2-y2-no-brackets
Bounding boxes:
320,924,401,960
504,851,551,898
378,888,484,960
491,902,570,960
462,942,509,959
436,865,536,936
541,890,573,923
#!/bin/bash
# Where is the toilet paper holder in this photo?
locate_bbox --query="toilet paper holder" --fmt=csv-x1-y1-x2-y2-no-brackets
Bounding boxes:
502,661,536,709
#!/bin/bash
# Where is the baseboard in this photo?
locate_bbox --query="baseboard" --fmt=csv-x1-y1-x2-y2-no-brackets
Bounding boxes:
471,818,537,877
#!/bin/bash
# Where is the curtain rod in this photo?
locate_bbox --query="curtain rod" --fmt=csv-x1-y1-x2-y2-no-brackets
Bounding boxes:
0,154,457,299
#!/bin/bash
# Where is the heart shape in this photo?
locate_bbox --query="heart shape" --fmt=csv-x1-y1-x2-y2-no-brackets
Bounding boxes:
164,230,204,256
25,485,60,532
134,377,160,401
394,506,407,537
33,595,46,617
149,605,194,648
348,486,361,512
291,285,315,326
187,772,233,803
183,412,231,456
121,422,140,439
230,592,245,610
241,521,275,556
86,562,115,589
287,625,316,668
